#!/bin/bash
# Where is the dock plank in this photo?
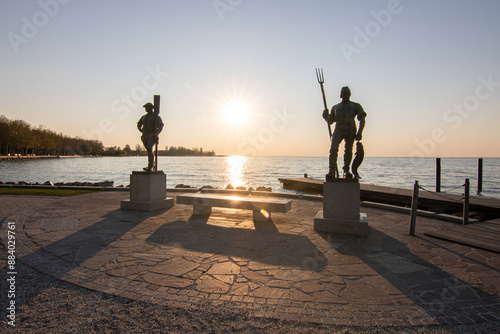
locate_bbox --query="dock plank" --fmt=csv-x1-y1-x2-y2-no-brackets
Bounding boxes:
424,220,500,253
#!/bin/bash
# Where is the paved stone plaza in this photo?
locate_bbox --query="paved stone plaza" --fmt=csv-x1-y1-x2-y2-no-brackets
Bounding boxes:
1,191,499,327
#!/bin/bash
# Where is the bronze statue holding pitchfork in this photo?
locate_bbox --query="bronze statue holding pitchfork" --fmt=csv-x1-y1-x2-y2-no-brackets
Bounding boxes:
315,69,366,180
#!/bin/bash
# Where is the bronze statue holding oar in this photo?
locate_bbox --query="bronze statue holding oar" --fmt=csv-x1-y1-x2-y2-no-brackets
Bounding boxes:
137,95,163,172
315,69,366,180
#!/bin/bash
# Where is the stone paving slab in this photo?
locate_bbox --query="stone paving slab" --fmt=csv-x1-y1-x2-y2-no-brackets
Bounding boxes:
1,191,499,327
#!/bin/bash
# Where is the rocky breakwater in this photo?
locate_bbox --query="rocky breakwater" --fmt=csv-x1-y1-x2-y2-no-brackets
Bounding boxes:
0,180,117,187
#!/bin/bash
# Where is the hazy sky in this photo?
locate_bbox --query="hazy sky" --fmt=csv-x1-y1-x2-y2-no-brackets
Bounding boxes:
1,0,500,157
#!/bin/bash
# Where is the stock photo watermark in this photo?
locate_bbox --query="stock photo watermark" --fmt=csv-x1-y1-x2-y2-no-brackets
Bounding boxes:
81,65,168,144
213,0,244,21
5,221,17,327
410,74,499,159
339,0,411,64
7,0,72,55
428,277,480,313
237,106,295,156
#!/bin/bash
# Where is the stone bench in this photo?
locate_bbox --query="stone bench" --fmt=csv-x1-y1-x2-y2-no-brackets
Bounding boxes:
176,193,292,222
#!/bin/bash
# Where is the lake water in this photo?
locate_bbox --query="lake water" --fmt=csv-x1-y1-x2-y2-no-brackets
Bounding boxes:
0,156,499,199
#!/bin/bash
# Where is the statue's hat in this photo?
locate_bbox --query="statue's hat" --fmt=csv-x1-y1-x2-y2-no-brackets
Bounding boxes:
143,102,154,108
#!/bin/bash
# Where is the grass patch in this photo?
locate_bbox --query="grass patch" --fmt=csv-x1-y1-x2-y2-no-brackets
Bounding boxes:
0,187,100,197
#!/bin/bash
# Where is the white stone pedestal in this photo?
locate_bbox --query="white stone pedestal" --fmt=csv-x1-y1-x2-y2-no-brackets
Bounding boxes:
121,171,174,211
314,179,368,236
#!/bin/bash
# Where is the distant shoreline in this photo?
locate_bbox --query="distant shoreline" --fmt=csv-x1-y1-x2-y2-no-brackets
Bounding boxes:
0,155,98,160
3,155,499,160
0,155,62,160
0,155,227,161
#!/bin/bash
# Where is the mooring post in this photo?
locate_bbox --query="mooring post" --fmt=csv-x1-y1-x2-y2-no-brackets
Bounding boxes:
463,178,470,225
436,158,441,193
409,180,419,235
477,158,483,195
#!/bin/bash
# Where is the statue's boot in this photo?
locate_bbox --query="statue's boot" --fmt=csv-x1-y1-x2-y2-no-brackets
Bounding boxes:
325,162,339,181
343,162,353,179
146,157,154,171
144,160,153,172
343,169,353,179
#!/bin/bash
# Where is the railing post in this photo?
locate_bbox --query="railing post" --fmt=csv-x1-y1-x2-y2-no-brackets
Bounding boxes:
409,180,419,235
477,158,483,195
463,178,470,225
436,158,441,192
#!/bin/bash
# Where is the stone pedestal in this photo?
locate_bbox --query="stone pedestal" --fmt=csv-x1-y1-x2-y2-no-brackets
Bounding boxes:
121,171,174,211
314,179,368,236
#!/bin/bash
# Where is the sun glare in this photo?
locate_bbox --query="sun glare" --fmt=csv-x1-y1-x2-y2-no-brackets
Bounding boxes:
223,101,249,125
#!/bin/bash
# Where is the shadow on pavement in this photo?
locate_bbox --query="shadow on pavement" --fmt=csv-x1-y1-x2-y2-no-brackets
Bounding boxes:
319,226,499,325
1,209,166,320
147,219,326,270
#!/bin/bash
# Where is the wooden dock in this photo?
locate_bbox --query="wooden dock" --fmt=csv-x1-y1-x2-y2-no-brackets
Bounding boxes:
279,177,500,219
424,219,500,253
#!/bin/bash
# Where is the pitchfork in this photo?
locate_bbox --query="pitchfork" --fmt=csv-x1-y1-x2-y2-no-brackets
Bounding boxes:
315,68,332,138
316,68,339,178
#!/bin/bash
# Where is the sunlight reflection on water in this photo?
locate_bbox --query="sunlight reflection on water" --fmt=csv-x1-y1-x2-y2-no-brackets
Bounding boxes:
224,156,248,188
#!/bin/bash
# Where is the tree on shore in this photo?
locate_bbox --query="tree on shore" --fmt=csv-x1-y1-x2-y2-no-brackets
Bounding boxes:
101,145,216,157
160,146,216,156
0,114,104,156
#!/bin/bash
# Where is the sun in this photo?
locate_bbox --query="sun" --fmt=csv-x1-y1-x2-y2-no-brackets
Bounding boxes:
223,101,249,126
